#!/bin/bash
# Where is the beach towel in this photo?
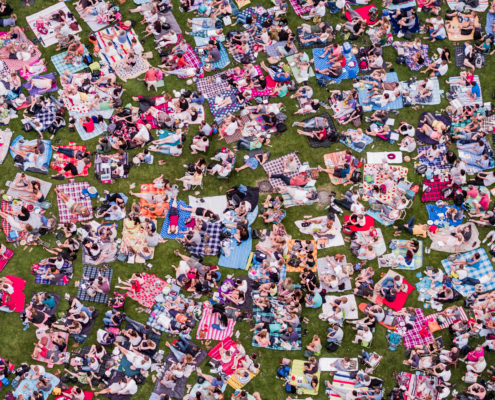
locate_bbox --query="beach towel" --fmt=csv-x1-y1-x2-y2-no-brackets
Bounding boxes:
159,200,191,240
339,132,374,153
448,75,483,106
196,304,235,341
262,152,302,189
290,360,321,395
26,3,82,47
428,222,479,253
56,389,92,400
389,239,423,270
6,173,51,205
317,256,352,292
319,358,359,372
10,136,52,174
441,248,495,296
34,259,73,285
313,48,359,84
56,181,93,223
0,275,25,313
22,73,58,97
295,216,345,249
77,266,113,303
0,129,12,164
357,72,404,111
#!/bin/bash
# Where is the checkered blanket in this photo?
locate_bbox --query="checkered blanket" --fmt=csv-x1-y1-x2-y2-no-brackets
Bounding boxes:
186,221,223,257
417,144,448,170
207,88,243,123
0,30,42,71
51,144,91,178
197,72,233,98
448,75,483,106
199,42,231,70
248,258,287,282
177,44,202,79
26,3,82,47
389,240,423,270
396,308,434,349
457,146,494,174
252,290,301,350
77,266,113,304
196,304,236,340
0,247,13,272
401,78,442,105
229,35,258,64
421,177,453,203
442,248,495,296
35,260,73,285
392,42,431,71
50,48,89,76
147,294,197,334
313,48,359,84
288,0,314,15
265,41,296,57
0,129,12,165
94,153,129,180
481,114,495,134
361,164,408,204
126,273,166,308
426,204,464,227
0,200,27,243
56,181,94,224
425,307,468,330
262,152,302,189
357,72,404,111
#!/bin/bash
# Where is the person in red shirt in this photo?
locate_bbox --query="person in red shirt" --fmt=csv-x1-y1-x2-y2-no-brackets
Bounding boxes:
296,127,328,142
79,116,95,133
269,172,310,187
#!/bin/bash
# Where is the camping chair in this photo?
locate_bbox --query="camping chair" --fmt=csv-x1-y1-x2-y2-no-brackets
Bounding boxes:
360,350,383,374
386,330,402,351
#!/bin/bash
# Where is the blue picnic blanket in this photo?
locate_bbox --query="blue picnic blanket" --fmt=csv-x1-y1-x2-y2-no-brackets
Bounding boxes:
199,43,230,70
51,47,89,75
357,72,404,111
10,136,52,174
313,48,359,84
426,204,464,227
487,12,495,36
339,131,373,152
14,373,60,400
389,239,423,270
208,88,243,123
160,200,192,239
390,8,420,34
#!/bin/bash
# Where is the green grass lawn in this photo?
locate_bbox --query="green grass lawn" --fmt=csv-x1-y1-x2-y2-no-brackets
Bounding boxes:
1,0,495,399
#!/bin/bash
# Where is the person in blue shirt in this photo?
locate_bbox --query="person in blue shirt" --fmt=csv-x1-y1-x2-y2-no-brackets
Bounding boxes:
470,80,481,99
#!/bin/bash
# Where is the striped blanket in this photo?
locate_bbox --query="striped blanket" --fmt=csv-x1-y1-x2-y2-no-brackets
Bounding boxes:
196,304,235,341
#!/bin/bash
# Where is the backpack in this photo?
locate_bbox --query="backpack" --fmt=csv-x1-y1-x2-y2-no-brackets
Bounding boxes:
326,341,340,352
276,123,287,133
285,383,297,393
277,365,290,378
415,164,427,175
359,60,368,70
350,169,362,183
474,53,485,69
396,55,406,65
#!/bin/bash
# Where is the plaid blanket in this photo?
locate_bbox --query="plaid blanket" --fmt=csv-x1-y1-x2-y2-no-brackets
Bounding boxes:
56,181,93,224
421,176,453,203
357,72,404,111
401,78,442,105
197,72,233,98
288,0,314,15
77,266,113,303
126,273,166,308
1,200,29,242
448,75,483,106
262,152,302,189
147,294,197,334
207,88,243,123
50,48,89,76
51,144,91,178
339,131,373,153
186,221,223,257
35,259,73,285
196,304,236,340
424,307,468,330
396,308,434,349
0,247,13,272
313,48,359,84
392,42,431,71
199,42,230,70
417,144,448,170
94,153,129,180
441,248,495,296
0,30,41,71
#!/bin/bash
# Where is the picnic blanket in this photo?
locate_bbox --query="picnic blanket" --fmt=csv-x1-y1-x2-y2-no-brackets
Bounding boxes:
421,176,453,202
344,4,379,25
208,88,243,123
448,75,483,105
357,72,404,111
389,239,423,270
196,304,235,341
147,293,197,334
188,195,229,217
487,11,495,36
94,153,129,180
361,164,409,204
416,113,451,144
281,184,318,208
186,221,223,257
199,42,230,70
6,173,51,205
395,308,434,349
50,142,91,178
317,256,352,292
424,307,468,330
218,229,253,269
441,248,495,296
295,216,345,249
367,151,403,164
373,270,415,311
34,259,73,285
0,247,13,272
75,1,113,31
137,183,168,218
417,143,448,170
313,48,359,84
14,372,59,400
56,389,93,400
426,204,463,227
10,136,52,174
0,129,12,164
32,331,69,365
323,294,358,319
428,222,480,253
339,131,373,153
51,47,89,76
287,239,318,272
458,147,494,174
22,73,58,96
290,360,321,395
265,41,296,57
262,152,302,189
388,0,416,9
77,266,113,303
447,0,488,12
392,42,431,71
463,185,491,212
126,273,166,308
286,54,314,83
288,0,314,15
401,78,442,105
55,181,93,223
0,275,25,313
121,218,155,264
26,3,82,47
159,200,191,240
319,357,359,372
322,151,357,185
0,30,42,71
